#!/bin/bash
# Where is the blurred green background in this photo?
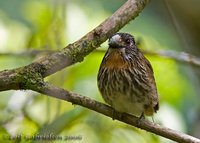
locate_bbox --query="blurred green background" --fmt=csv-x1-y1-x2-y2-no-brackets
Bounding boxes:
0,0,200,142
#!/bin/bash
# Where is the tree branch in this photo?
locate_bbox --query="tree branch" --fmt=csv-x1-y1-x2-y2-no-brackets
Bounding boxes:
163,0,190,51
33,82,200,143
0,50,54,56
0,0,152,91
2,48,200,67
142,50,200,67
27,0,152,78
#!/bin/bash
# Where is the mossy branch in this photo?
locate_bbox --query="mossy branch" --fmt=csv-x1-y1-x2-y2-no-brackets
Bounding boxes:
34,82,200,143
0,0,152,91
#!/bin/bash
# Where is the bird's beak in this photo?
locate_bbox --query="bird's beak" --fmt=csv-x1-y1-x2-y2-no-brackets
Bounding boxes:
108,41,119,48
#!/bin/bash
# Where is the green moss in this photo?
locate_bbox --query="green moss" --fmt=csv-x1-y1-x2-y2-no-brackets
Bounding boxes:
62,43,85,63
70,43,83,62
14,66,45,90
58,44,79,62
56,40,96,65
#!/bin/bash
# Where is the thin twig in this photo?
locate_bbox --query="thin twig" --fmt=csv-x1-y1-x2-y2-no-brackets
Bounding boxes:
0,50,54,56
163,0,190,51
142,50,200,67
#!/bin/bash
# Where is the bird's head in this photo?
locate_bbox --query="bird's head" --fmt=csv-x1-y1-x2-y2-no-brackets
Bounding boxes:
108,33,136,49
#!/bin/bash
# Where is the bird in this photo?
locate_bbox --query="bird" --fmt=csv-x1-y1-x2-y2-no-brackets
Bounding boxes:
97,33,159,119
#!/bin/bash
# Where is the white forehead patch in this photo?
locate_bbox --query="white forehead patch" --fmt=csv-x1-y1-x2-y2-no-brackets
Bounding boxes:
110,34,121,42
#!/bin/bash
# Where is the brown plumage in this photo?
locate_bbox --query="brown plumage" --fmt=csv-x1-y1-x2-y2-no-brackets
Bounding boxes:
97,33,159,117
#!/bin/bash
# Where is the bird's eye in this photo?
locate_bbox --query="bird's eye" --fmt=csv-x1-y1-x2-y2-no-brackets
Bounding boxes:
125,39,131,45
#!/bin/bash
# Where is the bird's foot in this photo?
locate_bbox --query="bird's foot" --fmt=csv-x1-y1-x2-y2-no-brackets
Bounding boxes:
112,108,116,120
137,112,145,127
